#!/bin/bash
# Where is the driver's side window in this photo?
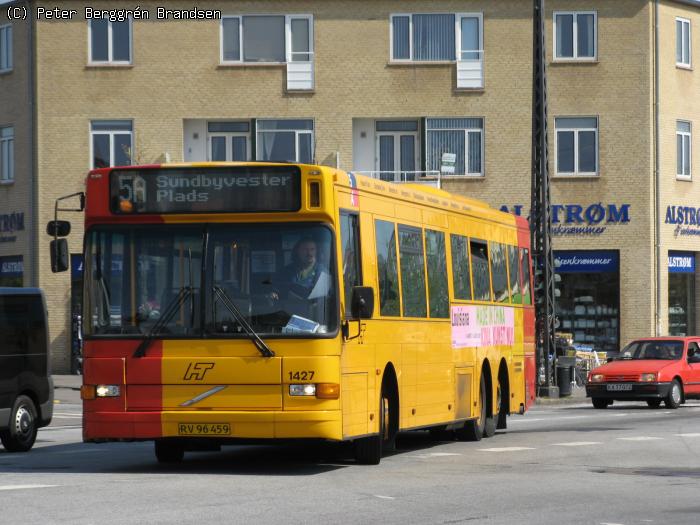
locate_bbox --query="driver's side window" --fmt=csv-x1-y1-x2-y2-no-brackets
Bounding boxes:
688,342,700,361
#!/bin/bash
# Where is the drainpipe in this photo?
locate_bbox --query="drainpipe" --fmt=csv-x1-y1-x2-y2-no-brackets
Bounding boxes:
654,0,661,336
27,0,37,287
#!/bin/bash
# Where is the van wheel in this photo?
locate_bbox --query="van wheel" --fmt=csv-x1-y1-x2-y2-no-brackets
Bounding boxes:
155,440,185,463
0,395,39,452
456,374,487,441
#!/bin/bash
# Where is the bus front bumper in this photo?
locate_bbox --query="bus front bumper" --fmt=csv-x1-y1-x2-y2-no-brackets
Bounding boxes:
83,410,343,442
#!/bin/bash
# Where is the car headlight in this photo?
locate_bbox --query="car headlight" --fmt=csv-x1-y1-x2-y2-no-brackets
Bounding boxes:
640,373,657,382
590,374,605,383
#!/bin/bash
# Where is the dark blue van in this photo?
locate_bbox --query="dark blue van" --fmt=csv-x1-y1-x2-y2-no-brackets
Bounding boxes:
0,288,53,452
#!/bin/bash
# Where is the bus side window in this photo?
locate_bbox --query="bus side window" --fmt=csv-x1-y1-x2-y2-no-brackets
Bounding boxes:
426,230,449,318
470,239,491,302
507,245,521,304
450,234,471,300
398,225,427,318
375,219,400,316
520,248,532,305
490,242,510,304
340,212,362,318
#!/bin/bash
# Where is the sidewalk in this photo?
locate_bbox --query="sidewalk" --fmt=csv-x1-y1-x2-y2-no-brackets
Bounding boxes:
534,384,588,406
53,374,82,390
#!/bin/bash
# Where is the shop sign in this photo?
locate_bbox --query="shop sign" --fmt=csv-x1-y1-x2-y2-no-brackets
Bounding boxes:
71,254,84,280
554,250,619,273
0,211,24,243
451,305,514,348
499,203,631,236
0,255,24,277
668,252,695,274
665,205,700,237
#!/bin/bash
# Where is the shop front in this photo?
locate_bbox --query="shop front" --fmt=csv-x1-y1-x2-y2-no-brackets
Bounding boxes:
0,255,23,287
554,250,620,355
668,251,696,336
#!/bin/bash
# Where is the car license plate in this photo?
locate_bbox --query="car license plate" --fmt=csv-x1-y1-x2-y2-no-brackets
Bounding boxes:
178,423,231,436
606,383,633,391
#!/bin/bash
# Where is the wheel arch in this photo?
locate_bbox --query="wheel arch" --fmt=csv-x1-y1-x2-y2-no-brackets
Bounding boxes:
497,358,510,413
481,358,494,418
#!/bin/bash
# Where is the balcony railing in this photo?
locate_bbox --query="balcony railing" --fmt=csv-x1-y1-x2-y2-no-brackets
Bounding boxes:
456,49,484,89
354,170,441,188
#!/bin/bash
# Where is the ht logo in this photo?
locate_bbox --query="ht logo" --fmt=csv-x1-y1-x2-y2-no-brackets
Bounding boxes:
183,362,215,381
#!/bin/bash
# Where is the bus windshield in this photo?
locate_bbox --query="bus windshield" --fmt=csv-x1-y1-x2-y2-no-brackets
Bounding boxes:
84,224,337,337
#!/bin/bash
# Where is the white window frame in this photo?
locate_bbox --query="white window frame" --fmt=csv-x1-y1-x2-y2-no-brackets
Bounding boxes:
0,24,13,73
553,11,597,61
0,126,14,183
390,13,482,63
89,120,134,169
676,17,691,69
425,118,484,177
374,123,420,179
208,131,251,162
677,120,692,180
255,119,314,163
87,18,133,65
555,116,599,177
220,14,313,65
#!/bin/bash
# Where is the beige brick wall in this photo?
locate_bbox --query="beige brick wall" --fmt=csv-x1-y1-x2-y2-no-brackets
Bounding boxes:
0,5,34,289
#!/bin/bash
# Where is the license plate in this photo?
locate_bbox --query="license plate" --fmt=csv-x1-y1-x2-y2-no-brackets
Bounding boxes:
606,383,633,391
178,423,231,436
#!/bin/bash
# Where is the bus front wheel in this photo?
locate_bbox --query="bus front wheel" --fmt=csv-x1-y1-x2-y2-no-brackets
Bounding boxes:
354,379,396,465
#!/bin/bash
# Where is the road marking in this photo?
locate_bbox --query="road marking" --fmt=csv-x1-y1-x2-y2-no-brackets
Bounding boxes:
40,425,82,431
509,418,545,423
616,436,663,441
478,447,535,452
600,522,625,525
552,441,602,447
374,495,395,500
675,433,700,437
0,485,58,491
408,452,462,459
611,413,629,417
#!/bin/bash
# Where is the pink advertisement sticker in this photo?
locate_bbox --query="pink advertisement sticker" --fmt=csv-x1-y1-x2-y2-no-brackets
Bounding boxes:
451,305,515,349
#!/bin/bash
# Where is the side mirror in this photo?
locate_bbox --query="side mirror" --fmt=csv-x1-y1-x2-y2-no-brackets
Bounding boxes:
350,286,374,319
50,239,69,272
47,220,71,237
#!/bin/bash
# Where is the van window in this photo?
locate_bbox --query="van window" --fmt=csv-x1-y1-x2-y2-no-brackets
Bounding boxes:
0,294,46,356
398,225,427,318
375,220,400,316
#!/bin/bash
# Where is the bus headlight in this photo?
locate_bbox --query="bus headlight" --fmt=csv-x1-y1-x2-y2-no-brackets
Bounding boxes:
640,373,657,382
95,385,121,397
289,383,340,399
289,384,316,396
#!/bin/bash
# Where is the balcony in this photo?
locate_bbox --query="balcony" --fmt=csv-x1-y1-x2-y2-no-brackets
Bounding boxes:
354,171,441,188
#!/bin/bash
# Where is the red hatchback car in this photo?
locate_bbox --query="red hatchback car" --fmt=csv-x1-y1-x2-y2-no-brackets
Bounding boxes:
586,337,700,409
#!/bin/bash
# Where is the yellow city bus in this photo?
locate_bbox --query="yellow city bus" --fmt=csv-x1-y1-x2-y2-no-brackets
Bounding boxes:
51,162,534,464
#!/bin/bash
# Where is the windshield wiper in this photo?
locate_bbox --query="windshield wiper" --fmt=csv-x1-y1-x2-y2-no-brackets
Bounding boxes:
133,286,192,358
212,285,275,358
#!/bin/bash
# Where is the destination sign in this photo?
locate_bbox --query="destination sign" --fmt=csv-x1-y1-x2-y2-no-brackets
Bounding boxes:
110,166,301,214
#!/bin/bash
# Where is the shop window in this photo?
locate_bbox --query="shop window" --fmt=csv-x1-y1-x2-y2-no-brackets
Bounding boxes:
470,239,491,302
554,250,619,354
375,220,400,316
425,230,449,318
490,242,509,303
668,251,696,336
450,234,471,300
398,225,427,318
0,255,23,287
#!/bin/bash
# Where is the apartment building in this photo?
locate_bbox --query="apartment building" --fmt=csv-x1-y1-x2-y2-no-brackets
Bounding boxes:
0,0,698,372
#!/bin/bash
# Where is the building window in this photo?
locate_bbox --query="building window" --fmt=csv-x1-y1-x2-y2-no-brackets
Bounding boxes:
220,15,313,64
208,121,250,161
426,118,483,176
89,18,132,64
676,18,691,68
0,24,12,73
91,120,133,169
677,121,692,179
391,13,482,63
376,120,419,182
0,126,13,183
555,117,598,176
256,119,313,163
554,11,596,60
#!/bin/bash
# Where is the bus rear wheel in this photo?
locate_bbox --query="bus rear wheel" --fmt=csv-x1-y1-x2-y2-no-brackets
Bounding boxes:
155,440,185,463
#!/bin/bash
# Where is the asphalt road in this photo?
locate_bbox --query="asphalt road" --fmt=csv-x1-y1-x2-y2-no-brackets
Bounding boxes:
1,396,699,525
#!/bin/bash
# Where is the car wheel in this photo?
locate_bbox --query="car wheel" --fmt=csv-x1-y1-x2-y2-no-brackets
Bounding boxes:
154,440,185,463
456,373,487,441
646,399,662,408
592,398,609,409
664,380,682,409
0,395,39,452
